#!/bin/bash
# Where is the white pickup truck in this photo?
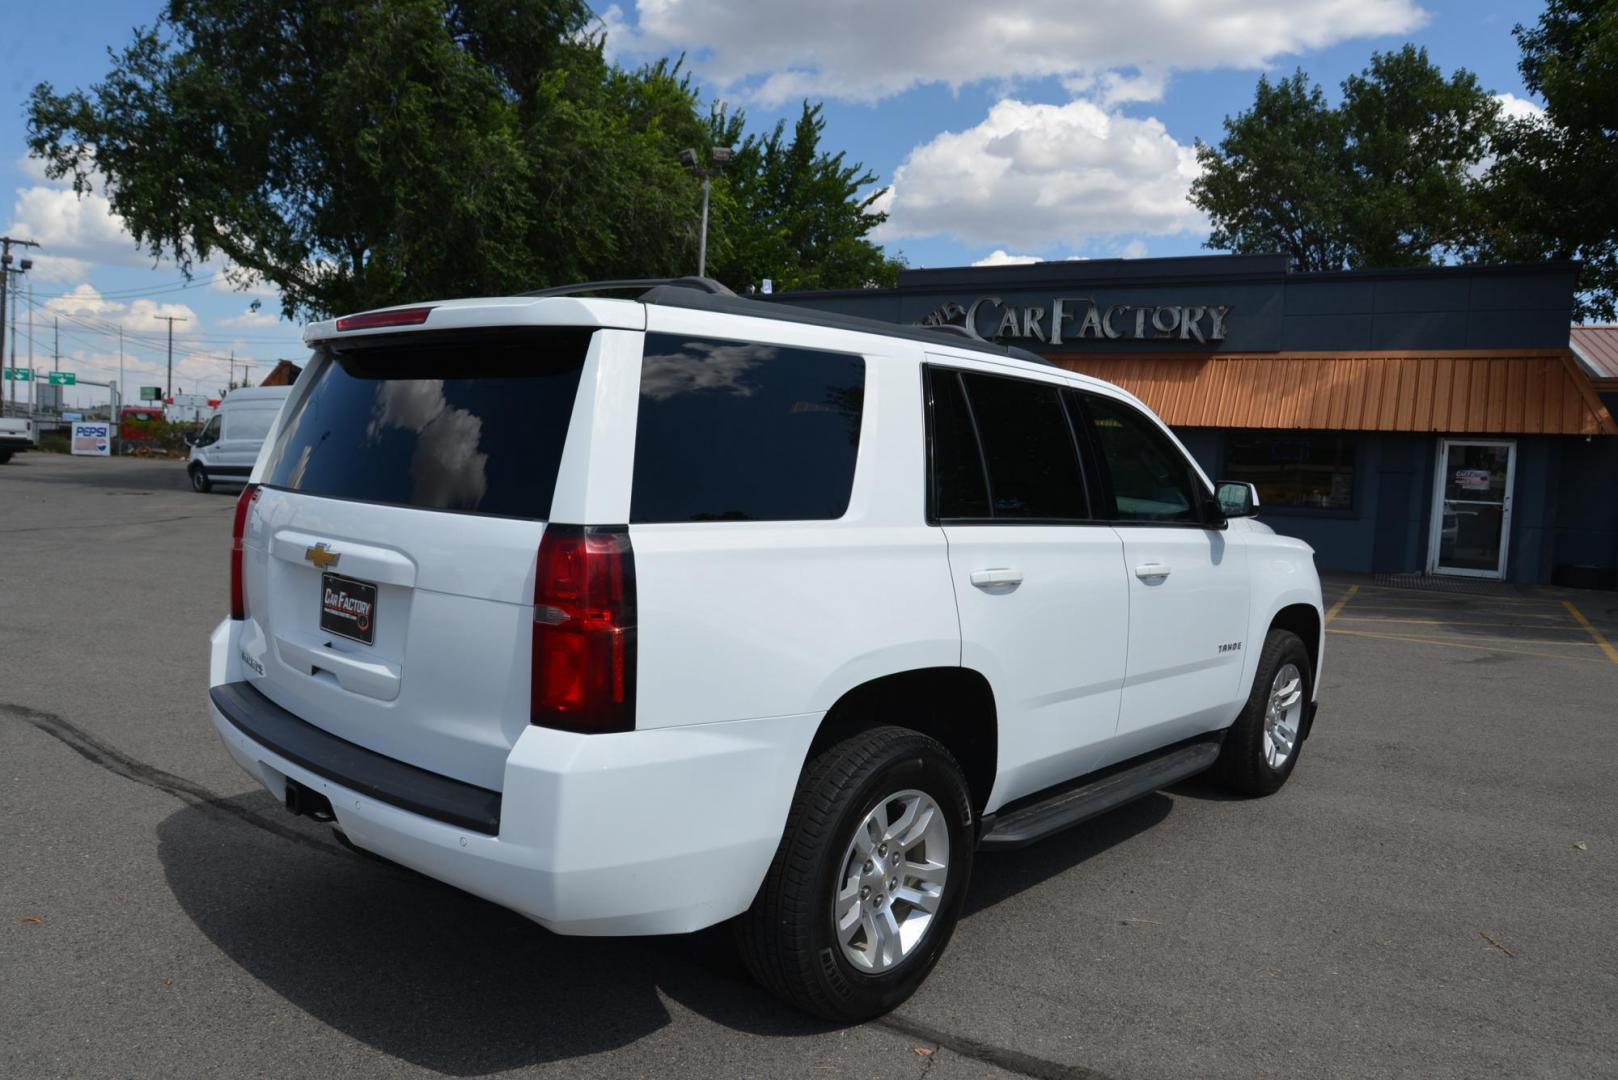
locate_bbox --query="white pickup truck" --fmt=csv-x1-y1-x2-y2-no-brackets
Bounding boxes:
0,416,36,463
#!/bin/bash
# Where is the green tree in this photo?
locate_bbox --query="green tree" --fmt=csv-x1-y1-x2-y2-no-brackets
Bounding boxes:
1192,46,1499,271
26,1,899,318
1478,0,1618,320
705,102,904,292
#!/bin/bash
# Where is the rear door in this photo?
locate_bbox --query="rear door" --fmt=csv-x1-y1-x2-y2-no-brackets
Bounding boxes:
237,327,597,790
1075,391,1249,758
929,364,1130,807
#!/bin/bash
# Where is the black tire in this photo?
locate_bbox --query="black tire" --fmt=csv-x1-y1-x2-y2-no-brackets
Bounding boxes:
1212,629,1312,796
738,725,975,1022
189,465,212,493
0,450,13,464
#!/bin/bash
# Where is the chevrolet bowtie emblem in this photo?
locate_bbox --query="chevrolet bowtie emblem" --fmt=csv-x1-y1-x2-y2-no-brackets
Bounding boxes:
304,542,341,569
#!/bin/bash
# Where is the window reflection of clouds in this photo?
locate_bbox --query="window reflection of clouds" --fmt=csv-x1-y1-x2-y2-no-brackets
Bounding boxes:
640,341,779,401
367,379,490,509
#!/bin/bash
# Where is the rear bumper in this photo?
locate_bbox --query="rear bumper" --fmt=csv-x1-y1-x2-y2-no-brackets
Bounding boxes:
208,618,819,936
0,435,31,451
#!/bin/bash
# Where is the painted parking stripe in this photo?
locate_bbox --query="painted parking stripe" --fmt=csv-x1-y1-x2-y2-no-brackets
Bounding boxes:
1327,627,1611,664
1332,616,1591,630
1563,600,1618,666
1323,584,1359,625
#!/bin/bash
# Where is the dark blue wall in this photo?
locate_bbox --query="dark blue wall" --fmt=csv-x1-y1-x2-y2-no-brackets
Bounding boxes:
1551,396,1618,578
1175,428,1611,585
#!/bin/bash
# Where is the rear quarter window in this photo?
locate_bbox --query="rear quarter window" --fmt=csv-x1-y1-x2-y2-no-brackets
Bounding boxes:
630,334,865,522
263,329,592,518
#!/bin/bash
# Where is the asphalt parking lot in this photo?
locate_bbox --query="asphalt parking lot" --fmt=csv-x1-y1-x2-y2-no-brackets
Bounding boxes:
3,452,1615,1080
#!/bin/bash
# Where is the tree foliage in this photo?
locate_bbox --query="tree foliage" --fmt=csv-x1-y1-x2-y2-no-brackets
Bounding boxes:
1477,0,1618,320
706,103,903,292
26,0,898,319
1191,46,1499,271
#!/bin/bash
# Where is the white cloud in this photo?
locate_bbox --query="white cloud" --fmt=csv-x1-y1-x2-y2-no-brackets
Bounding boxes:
876,99,1205,250
1494,92,1545,124
6,183,149,271
1120,240,1149,260
43,284,200,336
972,250,1044,267
603,0,1427,104
217,308,281,330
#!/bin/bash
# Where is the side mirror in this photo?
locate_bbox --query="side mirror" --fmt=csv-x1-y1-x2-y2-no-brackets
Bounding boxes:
183,432,198,446
1216,481,1260,518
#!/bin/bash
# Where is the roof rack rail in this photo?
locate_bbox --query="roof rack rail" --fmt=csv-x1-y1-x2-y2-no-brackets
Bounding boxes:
920,323,978,341
520,277,735,298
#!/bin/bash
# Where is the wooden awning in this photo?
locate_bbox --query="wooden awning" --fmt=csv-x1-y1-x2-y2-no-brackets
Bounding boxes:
1049,350,1618,436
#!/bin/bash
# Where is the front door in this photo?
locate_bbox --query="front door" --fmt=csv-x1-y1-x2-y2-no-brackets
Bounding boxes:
1428,439,1516,579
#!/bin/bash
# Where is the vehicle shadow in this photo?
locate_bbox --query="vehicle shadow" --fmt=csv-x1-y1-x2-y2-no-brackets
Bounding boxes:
156,787,1177,1073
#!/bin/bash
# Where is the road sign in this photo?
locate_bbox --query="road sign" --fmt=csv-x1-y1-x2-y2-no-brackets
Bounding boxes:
48,371,77,386
140,386,162,401
3,367,31,380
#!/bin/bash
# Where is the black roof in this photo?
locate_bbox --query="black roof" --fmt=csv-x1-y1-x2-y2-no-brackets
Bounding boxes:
635,281,1052,366
522,277,1051,366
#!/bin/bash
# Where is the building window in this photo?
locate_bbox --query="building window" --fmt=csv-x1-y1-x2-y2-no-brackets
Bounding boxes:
1224,431,1355,511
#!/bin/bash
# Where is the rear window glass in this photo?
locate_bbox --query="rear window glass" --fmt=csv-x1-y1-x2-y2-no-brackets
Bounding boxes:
631,334,865,522
263,330,591,518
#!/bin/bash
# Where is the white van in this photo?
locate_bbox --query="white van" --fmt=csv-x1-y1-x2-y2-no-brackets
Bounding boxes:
187,386,290,493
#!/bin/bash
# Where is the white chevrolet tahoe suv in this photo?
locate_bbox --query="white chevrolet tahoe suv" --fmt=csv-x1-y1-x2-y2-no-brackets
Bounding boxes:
207,278,1323,1021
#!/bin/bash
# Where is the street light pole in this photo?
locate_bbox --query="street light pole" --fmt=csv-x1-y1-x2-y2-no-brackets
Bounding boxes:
698,173,712,278
0,235,40,411
677,146,733,279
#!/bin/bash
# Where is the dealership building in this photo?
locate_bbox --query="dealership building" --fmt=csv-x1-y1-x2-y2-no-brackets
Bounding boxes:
777,254,1618,587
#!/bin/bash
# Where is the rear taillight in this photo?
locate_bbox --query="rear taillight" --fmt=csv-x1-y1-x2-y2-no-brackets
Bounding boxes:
531,525,636,734
230,484,261,620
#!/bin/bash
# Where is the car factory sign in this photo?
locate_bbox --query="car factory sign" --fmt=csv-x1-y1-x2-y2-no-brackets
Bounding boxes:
921,296,1231,345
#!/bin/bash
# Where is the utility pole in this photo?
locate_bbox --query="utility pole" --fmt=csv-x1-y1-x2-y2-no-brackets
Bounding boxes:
52,317,59,412
0,235,40,411
27,277,34,416
228,349,235,390
153,314,187,398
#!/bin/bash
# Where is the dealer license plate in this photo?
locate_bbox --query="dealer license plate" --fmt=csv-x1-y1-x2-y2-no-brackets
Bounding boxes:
320,573,377,645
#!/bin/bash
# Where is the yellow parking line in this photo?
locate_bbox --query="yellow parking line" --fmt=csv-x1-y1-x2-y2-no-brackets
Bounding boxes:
1346,632,1600,648
1562,600,1618,666
1327,627,1610,664
1338,605,1569,620
1349,586,1568,607
1333,616,1591,631
1323,584,1358,625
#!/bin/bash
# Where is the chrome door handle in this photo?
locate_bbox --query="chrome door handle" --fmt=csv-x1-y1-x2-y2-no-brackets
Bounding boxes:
970,568,1023,588
1134,563,1172,581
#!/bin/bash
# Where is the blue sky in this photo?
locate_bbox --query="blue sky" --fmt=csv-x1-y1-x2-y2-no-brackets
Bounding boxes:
0,0,1548,405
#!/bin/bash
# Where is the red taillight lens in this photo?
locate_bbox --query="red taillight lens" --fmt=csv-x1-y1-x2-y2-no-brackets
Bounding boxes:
531,525,636,734
334,306,433,332
230,484,261,619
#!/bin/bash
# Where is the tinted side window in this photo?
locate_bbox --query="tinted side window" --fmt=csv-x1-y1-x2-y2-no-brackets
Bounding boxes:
631,334,865,523
960,372,1088,520
926,368,989,519
1083,394,1203,523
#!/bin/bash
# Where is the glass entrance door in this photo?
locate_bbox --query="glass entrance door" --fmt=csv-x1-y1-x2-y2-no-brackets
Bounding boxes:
1428,439,1516,579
